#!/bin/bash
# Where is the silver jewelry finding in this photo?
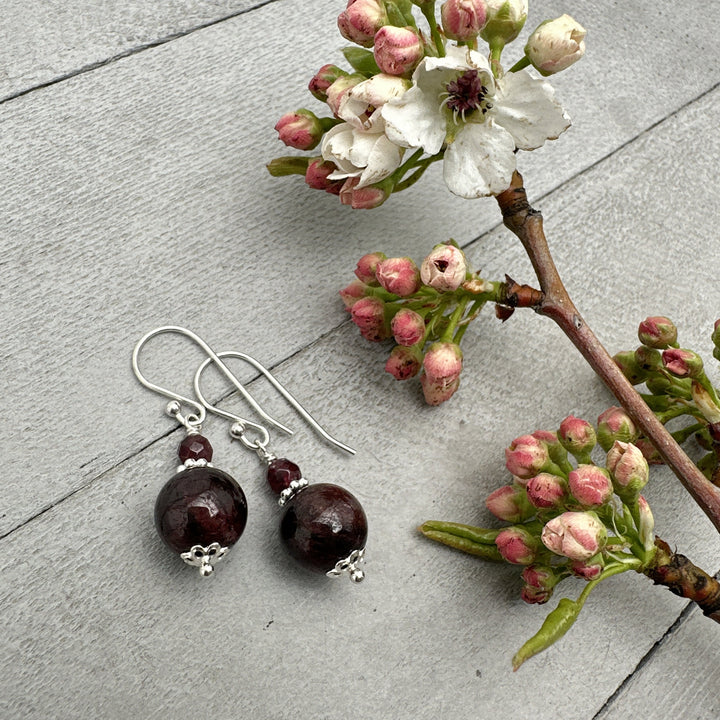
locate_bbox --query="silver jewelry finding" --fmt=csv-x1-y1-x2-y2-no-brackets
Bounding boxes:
278,478,309,507
326,548,366,583
180,543,229,577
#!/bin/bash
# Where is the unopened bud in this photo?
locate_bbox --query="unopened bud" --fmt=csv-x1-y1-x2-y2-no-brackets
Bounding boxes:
385,344,423,380
420,370,461,405
354,252,387,285
308,64,348,102
567,465,613,508
495,526,540,565
541,511,607,562
391,308,426,347
339,279,369,308
274,109,326,151
520,564,559,604
634,345,662,371
662,348,704,379
691,380,720,424
558,415,596,458
376,257,421,297
526,472,567,509
606,441,649,497
570,554,604,581
505,434,550,480
350,296,390,341
422,341,463,382
596,406,638,452
637,495,655,553
339,177,391,209
326,74,365,116
337,0,388,47
441,0,488,42
524,14,586,76
305,158,344,194
638,316,678,349
485,484,534,523
480,0,528,45
373,26,424,77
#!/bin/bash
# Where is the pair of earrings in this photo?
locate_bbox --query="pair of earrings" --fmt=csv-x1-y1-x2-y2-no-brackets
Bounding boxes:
132,326,367,582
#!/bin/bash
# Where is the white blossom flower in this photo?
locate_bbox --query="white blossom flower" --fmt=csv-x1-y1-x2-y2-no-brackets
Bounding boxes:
381,45,570,197
322,75,408,188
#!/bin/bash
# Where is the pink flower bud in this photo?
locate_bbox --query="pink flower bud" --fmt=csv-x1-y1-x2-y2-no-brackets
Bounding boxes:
662,348,704,378
526,472,566,509
596,406,638,452
420,371,461,405
480,0,528,44
638,316,678,349
308,64,349,102
376,257,421,297
326,75,365,117
337,0,388,47
541,511,607,562
339,279,369,308
350,296,390,341
520,564,559,604
420,243,467,292
495,526,539,565
385,344,423,380
485,484,534,523
606,441,649,496
422,342,463,381
339,177,391,209
373,26,424,77
354,252,387,285
567,465,613,508
524,14,586,76
637,495,655,552
558,415,597,457
274,109,325,151
441,0,488,42
570,555,604,581
505,434,550,480
305,158,344,194
391,308,425,346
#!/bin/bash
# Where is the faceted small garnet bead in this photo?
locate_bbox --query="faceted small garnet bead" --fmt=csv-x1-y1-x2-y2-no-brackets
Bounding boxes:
280,483,368,574
266,458,302,494
177,433,213,463
154,466,247,555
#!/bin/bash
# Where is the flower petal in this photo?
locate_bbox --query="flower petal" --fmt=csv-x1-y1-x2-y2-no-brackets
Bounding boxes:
492,69,570,150
382,84,446,153
443,122,516,197
321,123,361,176
357,135,403,187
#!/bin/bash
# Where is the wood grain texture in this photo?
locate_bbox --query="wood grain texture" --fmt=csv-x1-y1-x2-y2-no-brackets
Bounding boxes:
1,0,720,716
0,0,274,100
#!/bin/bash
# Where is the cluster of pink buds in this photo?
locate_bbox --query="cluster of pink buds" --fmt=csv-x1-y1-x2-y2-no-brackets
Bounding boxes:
268,0,586,208
341,243,506,404
613,316,720,481
422,412,658,668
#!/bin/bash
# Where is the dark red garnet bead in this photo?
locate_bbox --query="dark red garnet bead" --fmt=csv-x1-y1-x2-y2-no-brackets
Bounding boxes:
154,466,247,554
177,433,213,463
280,483,367,573
266,458,302,494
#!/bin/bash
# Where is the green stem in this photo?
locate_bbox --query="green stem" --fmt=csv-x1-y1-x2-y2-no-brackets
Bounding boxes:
453,299,486,344
671,422,706,445
421,2,446,57
489,42,504,78
440,297,469,342
508,55,531,72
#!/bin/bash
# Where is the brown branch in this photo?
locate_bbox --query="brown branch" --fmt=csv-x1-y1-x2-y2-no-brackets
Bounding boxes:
496,172,720,533
646,538,720,621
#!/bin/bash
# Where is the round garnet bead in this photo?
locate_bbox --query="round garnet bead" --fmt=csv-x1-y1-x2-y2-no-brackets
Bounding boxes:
266,458,302,494
280,483,367,573
177,433,213,463
154,466,247,554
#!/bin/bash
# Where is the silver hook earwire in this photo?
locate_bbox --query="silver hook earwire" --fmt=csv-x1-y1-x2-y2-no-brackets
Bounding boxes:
193,351,356,456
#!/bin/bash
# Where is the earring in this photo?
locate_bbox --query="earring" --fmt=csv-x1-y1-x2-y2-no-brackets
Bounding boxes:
193,350,368,583
131,327,249,577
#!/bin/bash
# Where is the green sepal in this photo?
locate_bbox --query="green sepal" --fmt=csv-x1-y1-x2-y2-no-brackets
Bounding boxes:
385,1,409,27
266,156,311,177
512,597,582,671
342,47,381,77
419,521,504,561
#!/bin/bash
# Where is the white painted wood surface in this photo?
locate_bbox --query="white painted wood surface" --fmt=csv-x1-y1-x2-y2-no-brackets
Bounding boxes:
2,1,719,718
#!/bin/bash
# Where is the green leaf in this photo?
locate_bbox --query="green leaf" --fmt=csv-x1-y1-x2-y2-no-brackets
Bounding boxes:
419,521,504,561
512,598,583,671
342,47,381,76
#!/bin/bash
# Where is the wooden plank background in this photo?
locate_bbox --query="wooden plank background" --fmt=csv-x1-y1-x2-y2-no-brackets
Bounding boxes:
2,1,719,718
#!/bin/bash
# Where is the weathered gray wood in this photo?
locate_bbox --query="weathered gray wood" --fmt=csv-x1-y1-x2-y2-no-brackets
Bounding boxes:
1,0,719,537
595,606,720,720
0,0,271,100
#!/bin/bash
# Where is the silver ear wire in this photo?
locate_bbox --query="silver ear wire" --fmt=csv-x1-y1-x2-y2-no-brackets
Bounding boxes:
193,350,356,456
